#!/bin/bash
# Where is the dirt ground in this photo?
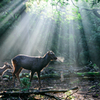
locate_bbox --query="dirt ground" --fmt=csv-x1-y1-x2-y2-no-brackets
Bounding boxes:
0,65,100,100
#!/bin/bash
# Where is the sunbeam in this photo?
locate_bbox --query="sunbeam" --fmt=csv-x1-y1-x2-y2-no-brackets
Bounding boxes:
0,0,100,99
0,0,25,28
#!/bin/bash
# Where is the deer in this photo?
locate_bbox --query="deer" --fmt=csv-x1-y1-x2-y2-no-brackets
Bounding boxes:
0,62,12,76
11,51,57,89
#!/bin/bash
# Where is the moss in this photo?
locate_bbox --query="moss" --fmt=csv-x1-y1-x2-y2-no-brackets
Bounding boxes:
76,72,100,76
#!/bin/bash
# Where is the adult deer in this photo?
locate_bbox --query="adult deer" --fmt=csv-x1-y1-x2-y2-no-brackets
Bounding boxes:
11,51,57,89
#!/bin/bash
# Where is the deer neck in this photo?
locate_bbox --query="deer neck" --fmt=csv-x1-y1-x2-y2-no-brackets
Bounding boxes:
42,54,51,67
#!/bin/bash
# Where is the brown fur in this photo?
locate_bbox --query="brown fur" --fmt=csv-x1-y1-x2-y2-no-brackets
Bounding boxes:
11,51,57,88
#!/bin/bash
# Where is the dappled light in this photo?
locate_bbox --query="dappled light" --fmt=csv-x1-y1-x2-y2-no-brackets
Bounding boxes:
0,0,100,99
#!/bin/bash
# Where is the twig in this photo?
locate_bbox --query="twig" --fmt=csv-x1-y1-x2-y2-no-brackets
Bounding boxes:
65,87,79,100
43,93,61,100
71,0,79,8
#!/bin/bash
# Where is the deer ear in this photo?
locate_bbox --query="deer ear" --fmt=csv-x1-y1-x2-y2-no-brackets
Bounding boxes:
48,51,50,55
47,51,51,56
4,62,7,65
48,51,51,55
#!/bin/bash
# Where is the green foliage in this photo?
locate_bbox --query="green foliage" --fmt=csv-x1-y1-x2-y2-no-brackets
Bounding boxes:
25,0,77,21
0,0,11,7
76,72,100,76
77,13,81,19
72,8,82,20
85,0,88,2
20,73,30,78
51,2,57,6
93,64,99,71
75,0,79,2
3,75,9,78
20,77,31,90
45,0,49,2
64,90,75,100
89,85,96,89
90,0,100,7
98,0,100,3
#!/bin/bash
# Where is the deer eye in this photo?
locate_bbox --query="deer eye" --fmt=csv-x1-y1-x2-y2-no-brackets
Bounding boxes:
49,51,53,54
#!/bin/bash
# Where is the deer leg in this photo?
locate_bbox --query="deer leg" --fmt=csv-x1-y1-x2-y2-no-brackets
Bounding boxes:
13,75,16,87
16,73,21,84
14,67,22,87
37,72,41,89
16,68,22,85
13,72,16,87
13,67,20,87
30,71,35,82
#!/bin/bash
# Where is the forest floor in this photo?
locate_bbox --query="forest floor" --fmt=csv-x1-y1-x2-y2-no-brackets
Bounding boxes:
0,64,100,100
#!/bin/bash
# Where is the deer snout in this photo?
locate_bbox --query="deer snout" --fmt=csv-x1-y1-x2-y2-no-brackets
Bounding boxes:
50,56,57,60
55,57,57,60
52,56,57,60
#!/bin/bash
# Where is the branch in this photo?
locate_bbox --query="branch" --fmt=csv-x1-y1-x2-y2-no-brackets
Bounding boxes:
92,9,100,18
43,93,61,100
65,87,79,99
71,0,79,8
0,87,79,99
81,8,100,18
